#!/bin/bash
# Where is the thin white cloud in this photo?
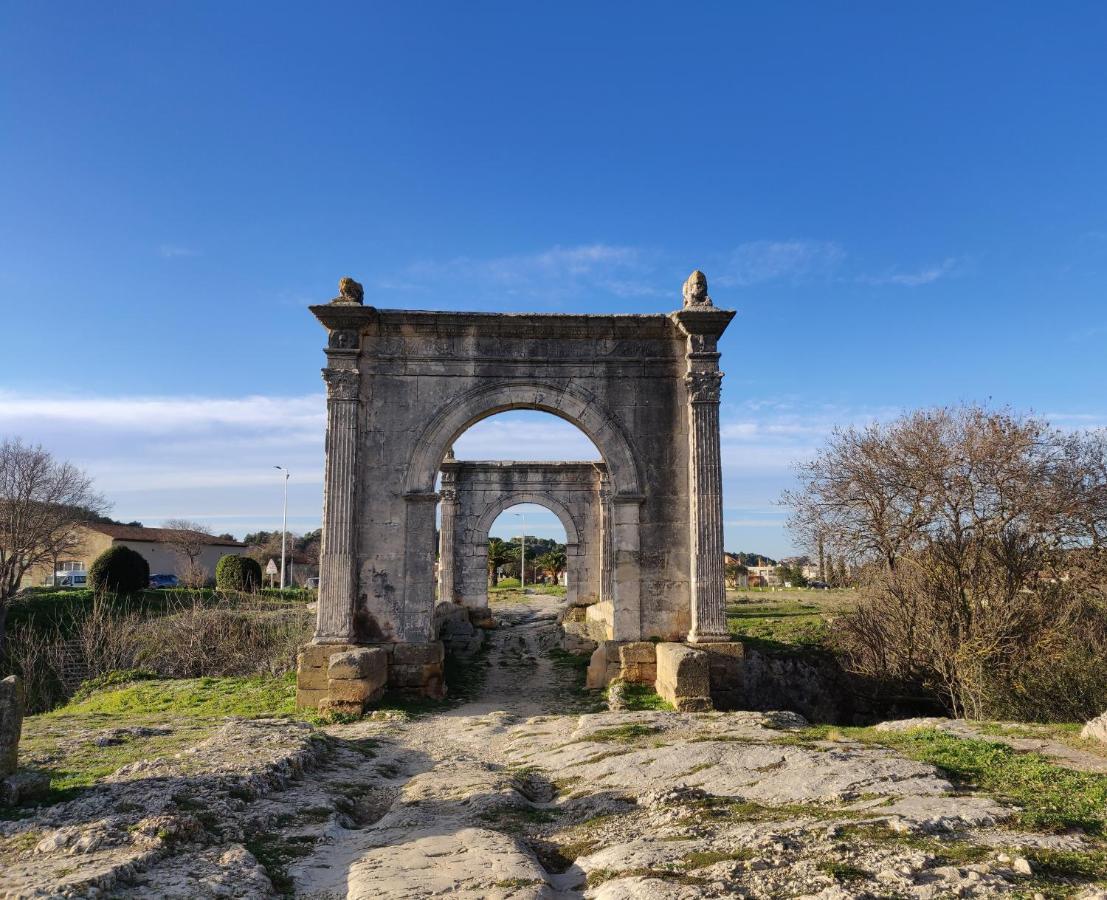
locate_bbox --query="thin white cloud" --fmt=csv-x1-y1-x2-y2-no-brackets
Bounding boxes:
0,390,325,537
858,257,960,287
716,240,845,287
0,391,324,436
157,244,199,258
377,243,666,303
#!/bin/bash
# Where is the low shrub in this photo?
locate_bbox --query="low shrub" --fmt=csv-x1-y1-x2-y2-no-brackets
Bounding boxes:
216,554,262,592
493,577,522,589
88,545,149,596
2,593,313,713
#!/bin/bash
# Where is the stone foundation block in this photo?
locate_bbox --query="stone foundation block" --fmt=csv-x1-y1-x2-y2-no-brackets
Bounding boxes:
326,678,374,704
701,642,745,711
618,642,658,684
319,699,364,718
297,642,358,702
296,643,381,710
328,648,386,681
585,601,614,641
296,666,329,691
387,642,446,698
655,643,713,712
393,642,445,667
586,641,624,690
295,687,330,709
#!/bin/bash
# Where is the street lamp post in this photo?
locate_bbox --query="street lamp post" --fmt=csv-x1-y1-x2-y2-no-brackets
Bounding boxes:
512,510,526,589
274,466,289,590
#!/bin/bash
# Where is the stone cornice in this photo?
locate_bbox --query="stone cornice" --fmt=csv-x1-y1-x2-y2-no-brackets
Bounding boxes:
440,460,607,473
669,307,737,339
311,305,684,341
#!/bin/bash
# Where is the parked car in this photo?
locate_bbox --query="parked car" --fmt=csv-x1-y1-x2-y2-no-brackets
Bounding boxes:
54,572,87,588
149,573,180,588
808,580,829,590
304,577,320,590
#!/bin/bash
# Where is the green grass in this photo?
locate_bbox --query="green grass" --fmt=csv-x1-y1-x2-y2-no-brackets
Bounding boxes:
612,682,674,711
818,861,870,882
783,724,1107,837
56,673,300,718
581,723,662,744
488,583,567,604
9,674,309,804
863,728,1107,836
725,601,831,653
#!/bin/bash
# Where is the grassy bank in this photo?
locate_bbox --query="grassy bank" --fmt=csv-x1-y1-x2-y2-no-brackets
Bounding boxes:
11,674,306,804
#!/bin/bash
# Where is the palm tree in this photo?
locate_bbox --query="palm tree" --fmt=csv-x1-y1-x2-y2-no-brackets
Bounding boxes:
487,537,513,586
534,549,567,584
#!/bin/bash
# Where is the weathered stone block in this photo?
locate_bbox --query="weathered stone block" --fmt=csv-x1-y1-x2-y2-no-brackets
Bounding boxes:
618,642,657,684
326,678,373,704
0,675,24,778
298,642,356,671
655,643,712,712
296,666,330,691
620,642,657,665
296,687,330,710
329,647,388,683
319,698,364,718
393,642,445,667
585,641,624,690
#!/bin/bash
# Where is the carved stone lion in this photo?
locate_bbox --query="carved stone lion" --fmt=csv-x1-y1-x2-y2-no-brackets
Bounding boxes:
682,270,713,308
332,277,364,305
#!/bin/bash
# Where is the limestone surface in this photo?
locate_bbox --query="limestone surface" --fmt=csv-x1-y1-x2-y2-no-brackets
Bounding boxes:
6,595,1107,899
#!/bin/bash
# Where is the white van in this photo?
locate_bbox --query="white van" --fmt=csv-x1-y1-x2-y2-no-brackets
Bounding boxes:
54,572,88,587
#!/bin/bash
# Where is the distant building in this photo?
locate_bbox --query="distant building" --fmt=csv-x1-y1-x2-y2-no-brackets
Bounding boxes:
723,553,749,588
21,523,246,587
746,564,780,588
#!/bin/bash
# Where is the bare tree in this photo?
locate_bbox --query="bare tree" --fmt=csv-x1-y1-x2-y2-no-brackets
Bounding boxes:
0,438,107,648
162,519,213,586
784,406,1107,720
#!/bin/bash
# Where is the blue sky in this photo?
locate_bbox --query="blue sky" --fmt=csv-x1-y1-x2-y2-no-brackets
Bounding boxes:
2,3,1106,556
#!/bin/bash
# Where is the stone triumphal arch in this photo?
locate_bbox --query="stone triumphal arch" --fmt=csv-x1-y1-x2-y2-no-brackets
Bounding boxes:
438,457,606,611
298,271,735,701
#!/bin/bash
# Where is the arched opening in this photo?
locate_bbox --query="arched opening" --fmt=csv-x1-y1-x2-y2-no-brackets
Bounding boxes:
405,380,642,497
434,409,609,621
485,501,571,600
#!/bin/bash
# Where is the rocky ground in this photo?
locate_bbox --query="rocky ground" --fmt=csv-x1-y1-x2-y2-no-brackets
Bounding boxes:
3,595,1107,898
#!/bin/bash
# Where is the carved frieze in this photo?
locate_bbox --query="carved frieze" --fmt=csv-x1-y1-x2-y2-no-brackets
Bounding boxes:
328,329,359,350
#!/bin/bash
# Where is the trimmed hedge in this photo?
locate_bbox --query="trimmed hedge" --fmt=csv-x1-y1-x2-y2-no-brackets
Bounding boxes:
88,545,150,596
216,554,262,592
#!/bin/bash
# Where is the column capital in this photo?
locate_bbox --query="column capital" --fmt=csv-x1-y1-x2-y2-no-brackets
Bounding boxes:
322,367,360,401
685,370,723,404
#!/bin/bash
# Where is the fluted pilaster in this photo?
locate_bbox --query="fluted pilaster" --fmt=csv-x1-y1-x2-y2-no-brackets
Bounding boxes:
600,476,615,607
686,371,729,641
316,366,359,642
437,483,458,604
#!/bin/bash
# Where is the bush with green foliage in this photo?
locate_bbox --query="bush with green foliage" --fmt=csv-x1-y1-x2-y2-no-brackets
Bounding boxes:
88,545,149,595
215,554,262,592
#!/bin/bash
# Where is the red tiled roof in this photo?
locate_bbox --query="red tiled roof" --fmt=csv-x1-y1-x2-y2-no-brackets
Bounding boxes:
85,523,245,547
